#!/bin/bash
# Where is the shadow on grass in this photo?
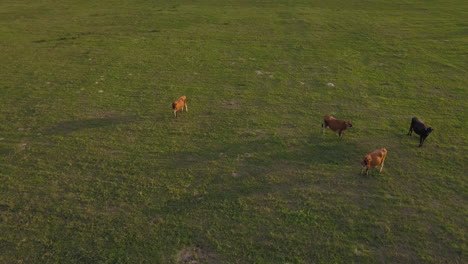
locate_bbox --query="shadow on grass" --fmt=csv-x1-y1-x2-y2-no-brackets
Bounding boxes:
297,134,366,165
44,116,136,135
156,132,368,174
152,133,369,200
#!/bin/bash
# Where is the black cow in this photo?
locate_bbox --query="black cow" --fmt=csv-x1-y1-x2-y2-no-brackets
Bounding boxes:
407,117,434,147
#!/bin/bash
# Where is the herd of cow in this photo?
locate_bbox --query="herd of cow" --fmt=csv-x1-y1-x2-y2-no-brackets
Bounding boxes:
172,96,434,176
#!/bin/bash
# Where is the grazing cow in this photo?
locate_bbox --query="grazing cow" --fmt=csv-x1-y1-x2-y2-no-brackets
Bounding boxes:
360,148,387,176
322,116,353,138
407,117,433,147
172,96,188,118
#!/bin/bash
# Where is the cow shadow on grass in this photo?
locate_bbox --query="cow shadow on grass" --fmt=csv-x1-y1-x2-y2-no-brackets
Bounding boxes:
43,115,136,135
157,132,367,174
293,134,365,165
145,136,368,241
142,134,373,243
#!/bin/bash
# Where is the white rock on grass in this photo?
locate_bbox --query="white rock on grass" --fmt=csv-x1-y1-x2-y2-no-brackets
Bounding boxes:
327,82,335,87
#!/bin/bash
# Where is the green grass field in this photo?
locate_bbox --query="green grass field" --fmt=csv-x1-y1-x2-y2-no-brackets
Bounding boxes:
0,0,466,263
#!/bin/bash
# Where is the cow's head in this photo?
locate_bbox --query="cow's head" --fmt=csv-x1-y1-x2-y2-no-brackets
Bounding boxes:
361,156,371,167
425,127,434,136
346,121,353,128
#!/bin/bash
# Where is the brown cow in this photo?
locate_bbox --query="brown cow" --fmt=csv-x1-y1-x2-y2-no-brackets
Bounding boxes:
322,116,353,137
360,148,387,176
172,96,187,118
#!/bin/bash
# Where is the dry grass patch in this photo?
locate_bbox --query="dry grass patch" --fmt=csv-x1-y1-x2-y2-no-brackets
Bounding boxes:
221,99,241,109
176,246,214,264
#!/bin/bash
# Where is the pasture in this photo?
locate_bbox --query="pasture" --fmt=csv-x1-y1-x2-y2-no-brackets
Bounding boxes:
0,0,466,263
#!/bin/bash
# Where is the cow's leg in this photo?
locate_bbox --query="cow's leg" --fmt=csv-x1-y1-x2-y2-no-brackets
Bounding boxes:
360,167,365,175
338,131,343,138
380,155,386,172
185,104,188,112
407,126,413,136
366,168,369,176
173,110,177,118
419,136,425,147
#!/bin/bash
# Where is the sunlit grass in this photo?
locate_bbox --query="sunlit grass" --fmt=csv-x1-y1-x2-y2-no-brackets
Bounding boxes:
0,0,466,263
